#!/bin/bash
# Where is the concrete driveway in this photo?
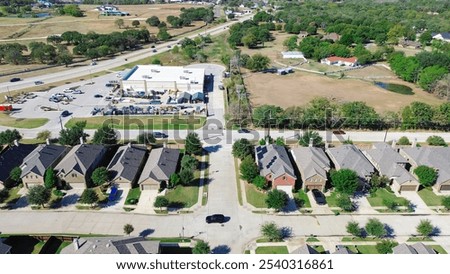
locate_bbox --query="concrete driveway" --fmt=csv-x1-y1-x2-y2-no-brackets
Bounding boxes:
401,191,435,214
308,191,333,214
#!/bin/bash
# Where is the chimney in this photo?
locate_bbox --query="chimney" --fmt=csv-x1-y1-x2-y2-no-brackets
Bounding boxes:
391,139,396,148
79,137,84,145
309,137,313,147
412,138,417,147
13,139,19,147
46,138,50,145
73,238,80,251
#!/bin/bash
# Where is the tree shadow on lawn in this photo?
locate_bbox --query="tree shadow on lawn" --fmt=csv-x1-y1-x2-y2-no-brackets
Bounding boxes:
281,226,293,239
168,201,186,212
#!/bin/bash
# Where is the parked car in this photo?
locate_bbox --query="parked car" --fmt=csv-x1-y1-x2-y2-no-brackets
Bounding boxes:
61,110,71,117
105,83,115,87
205,214,225,224
153,132,168,139
167,45,171,48
10,77,21,82
91,61,97,66
152,49,157,53
94,94,103,98
72,90,83,94
63,88,73,93
312,189,326,205
34,80,44,85
237,128,250,133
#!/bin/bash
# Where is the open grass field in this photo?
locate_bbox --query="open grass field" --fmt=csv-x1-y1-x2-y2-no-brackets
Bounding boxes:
245,69,443,113
245,183,267,208
239,31,293,62
0,4,203,41
65,115,206,130
0,112,48,128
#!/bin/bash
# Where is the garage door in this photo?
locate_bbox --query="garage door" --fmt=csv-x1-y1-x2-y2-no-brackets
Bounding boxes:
140,184,158,191
400,185,417,192
306,185,323,191
440,185,450,191
26,183,39,189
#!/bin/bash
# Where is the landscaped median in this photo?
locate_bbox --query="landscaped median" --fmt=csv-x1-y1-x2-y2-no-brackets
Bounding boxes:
0,113,48,129
65,115,206,130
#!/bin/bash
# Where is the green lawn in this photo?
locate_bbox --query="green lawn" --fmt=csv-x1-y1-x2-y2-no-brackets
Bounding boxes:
125,187,141,205
256,238,283,243
407,237,433,242
356,245,379,254
342,237,381,242
326,192,340,207
428,245,448,254
165,170,200,209
344,245,359,254
56,242,71,254
4,187,22,204
0,113,48,128
296,190,311,208
20,139,46,144
204,34,233,62
234,158,243,206
255,246,289,254
418,187,442,206
367,188,409,207
245,183,268,208
32,241,46,254
306,237,320,242
65,115,206,130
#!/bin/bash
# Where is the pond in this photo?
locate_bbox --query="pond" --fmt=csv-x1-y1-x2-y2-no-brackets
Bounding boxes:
374,82,414,95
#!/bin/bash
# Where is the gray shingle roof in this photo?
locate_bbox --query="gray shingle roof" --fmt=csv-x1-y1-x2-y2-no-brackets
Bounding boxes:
400,147,450,186
192,92,204,101
0,144,36,183
326,145,375,179
291,147,330,181
55,144,106,176
20,145,68,178
411,242,436,254
393,243,436,254
255,144,296,180
60,236,160,254
107,144,147,183
0,240,11,254
138,148,179,184
365,143,417,185
291,244,319,254
333,247,354,254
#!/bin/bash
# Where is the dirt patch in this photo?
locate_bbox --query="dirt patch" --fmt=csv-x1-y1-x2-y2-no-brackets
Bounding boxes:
245,71,443,113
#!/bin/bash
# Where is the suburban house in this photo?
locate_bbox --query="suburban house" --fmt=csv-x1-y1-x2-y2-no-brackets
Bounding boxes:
61,236,160,254
322,32,341,42
0,143,36,189
321,56,359,67
107,144,147,189
20,144,69,189
363,143,419,192
393,243,436,254
291,147,330,191
281,51,306,61
138,147,180,190
333,246,354,254
255,144,297,189
326,145,376,188
399,147,450,192
291,244,319,254
432,32,450,43
55,144,107,189
0,239,11,254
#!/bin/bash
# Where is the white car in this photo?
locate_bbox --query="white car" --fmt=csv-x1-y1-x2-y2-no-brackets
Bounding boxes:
63,88,73,93
72,90,83,94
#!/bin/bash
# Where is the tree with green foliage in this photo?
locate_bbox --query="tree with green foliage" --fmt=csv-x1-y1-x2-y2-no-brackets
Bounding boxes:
36,130,51,141
252,105,285,128
91,167,109,187
331,169,359,195
154,196,169,210
44,168,56,189
426,135,447,147
260,222,282,242
169,173,181,188
376,240,397,254
146,16,160,27
298,131,323,147
62,4,83,17
178,169,194,186
340,101,380,129
132,20,140,28
416,219,434,237
136,132,156,144
346,221,362,238
397,136,411,146
123,224,134,236
232,139,254,160
240,155,259,183
92,124,117,144
418,65,448,91
442,196,450,210
157,27,171,41
246,53,270,72
414,166,437,187
419,31,432,46
370,175,389,190
9,166,22,185
266,189,288,211
337,194,354,212
252,175,266,190
275,137,285,146
181,155,198,171
365,218,386,238
401,102,434,129
185,132,203,155
79,188,99,205
27,185,51,208
192,240,210,254
59,121,87,146
0,129,22,145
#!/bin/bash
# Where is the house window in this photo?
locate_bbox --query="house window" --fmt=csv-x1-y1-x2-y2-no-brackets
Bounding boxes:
283,176,286,180
26,175,28,179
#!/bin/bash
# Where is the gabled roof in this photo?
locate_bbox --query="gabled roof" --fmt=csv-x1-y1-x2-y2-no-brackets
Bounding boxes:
333,247,354,254
0,239,11,254
365,143,417,185
291,147,330,181
432,32,450,40
393,243,436,254
255,144,296,179
20,145,68,178
411,242,436,254
400,147,450,186
55,144,106,176
107,144,147,182
138,148,179,184
326,145,375,179
291,244,319,254
0,144,37,183
192,92,204,101
61,236,159,254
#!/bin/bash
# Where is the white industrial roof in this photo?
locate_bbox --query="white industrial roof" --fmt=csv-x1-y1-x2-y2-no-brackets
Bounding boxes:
124,65,205,85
